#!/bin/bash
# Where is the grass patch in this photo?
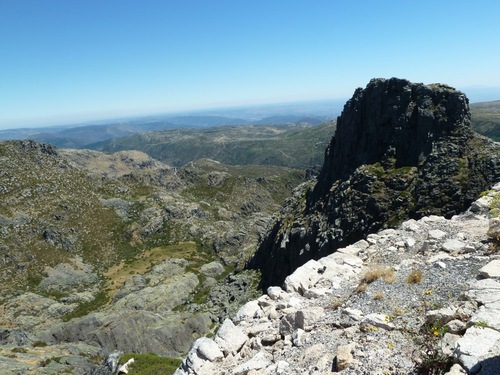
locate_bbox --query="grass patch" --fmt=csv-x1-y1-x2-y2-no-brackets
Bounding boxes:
407,269,423,284
355,282,368,293
62,290,109,322
362,267,396,284
119,353,182,375
104,241,215,299
373,291,385,300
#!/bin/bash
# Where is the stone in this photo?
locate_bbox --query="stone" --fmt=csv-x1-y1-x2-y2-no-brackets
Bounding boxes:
214,319,248,355
454,326,500,372
193,337,223,362
402,219,421,232
426,306,457,325
267,286,288,301
487,218,500,240
469,301,500,330
232,352,271,375
405,237,416,248
246,322,273,337
335,343,356,371
103,351,123,374
183,350,218,375
292,328,305,347
199,261,225,277
361,314,394,330
445,363,467,375
275,360,291,374
428,229,447,240
440,333,460,356
117,358,134,374
479,259,500,278
301,306,325,330
442,239,466,253
445,319,467,334
234,300,263,323
342,308,363,321
435,261,447,269
470,195,494,213
279,311,305,336
303,287,328,299
467,279,500,305
283,259,323,294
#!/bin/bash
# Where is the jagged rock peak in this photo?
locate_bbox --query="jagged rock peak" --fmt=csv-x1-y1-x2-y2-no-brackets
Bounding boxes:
249,78,499,289
317,77,472,192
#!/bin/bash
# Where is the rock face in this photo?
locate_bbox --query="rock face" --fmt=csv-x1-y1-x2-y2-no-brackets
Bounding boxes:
175,187,500,374
250,78,500,288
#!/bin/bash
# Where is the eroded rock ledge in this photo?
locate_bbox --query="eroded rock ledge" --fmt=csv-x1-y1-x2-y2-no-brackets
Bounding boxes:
176,185,500,375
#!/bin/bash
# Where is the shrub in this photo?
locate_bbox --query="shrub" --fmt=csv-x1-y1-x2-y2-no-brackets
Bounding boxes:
373,291,384,300
355,282,367,293
362,267,396,284
407,269,423,284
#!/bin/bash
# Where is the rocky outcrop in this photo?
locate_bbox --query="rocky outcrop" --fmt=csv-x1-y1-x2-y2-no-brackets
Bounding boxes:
176,186,500,374
250,78,500,288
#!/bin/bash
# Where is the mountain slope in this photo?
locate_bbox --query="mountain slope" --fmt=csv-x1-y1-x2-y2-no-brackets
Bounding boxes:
470,100,500,141
90,122,335,168
0,139,308,372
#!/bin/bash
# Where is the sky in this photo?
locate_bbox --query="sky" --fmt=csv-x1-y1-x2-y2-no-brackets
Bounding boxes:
1,0,500,129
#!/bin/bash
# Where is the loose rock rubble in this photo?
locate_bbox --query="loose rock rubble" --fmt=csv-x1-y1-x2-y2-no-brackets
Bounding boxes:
175,186,500,375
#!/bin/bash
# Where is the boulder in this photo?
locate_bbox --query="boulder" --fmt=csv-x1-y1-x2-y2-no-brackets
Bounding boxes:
200,261,225,278
233,352,271,375
192,337,223,362
454,326,500,373
479,259,500,278
214,319,248,355
335,343,356,371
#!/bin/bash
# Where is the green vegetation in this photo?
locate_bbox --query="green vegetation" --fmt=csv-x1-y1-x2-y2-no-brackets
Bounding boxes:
118,353,182,375
62,290,109,321
470,100,500,141
91,122,335,169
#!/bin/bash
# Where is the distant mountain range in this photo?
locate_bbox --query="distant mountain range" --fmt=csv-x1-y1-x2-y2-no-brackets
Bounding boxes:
0,99,497,150
0,100,344,148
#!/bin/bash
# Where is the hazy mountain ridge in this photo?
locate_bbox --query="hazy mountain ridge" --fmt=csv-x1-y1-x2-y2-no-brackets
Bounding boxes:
90,122,335,169
0,100,341,149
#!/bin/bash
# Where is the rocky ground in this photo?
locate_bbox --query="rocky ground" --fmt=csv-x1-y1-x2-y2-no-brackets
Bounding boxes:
176,185,500,375
0,140,305,374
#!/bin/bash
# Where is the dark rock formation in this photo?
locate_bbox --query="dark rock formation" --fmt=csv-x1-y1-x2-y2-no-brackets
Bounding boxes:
250,78,500,288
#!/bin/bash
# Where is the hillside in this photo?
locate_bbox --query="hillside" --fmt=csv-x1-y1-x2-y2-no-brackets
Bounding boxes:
470,100,500,141
90,122,335,169
0,140,307,373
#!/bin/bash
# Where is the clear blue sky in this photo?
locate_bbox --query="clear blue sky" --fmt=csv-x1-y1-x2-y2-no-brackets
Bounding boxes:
1,0,500,129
